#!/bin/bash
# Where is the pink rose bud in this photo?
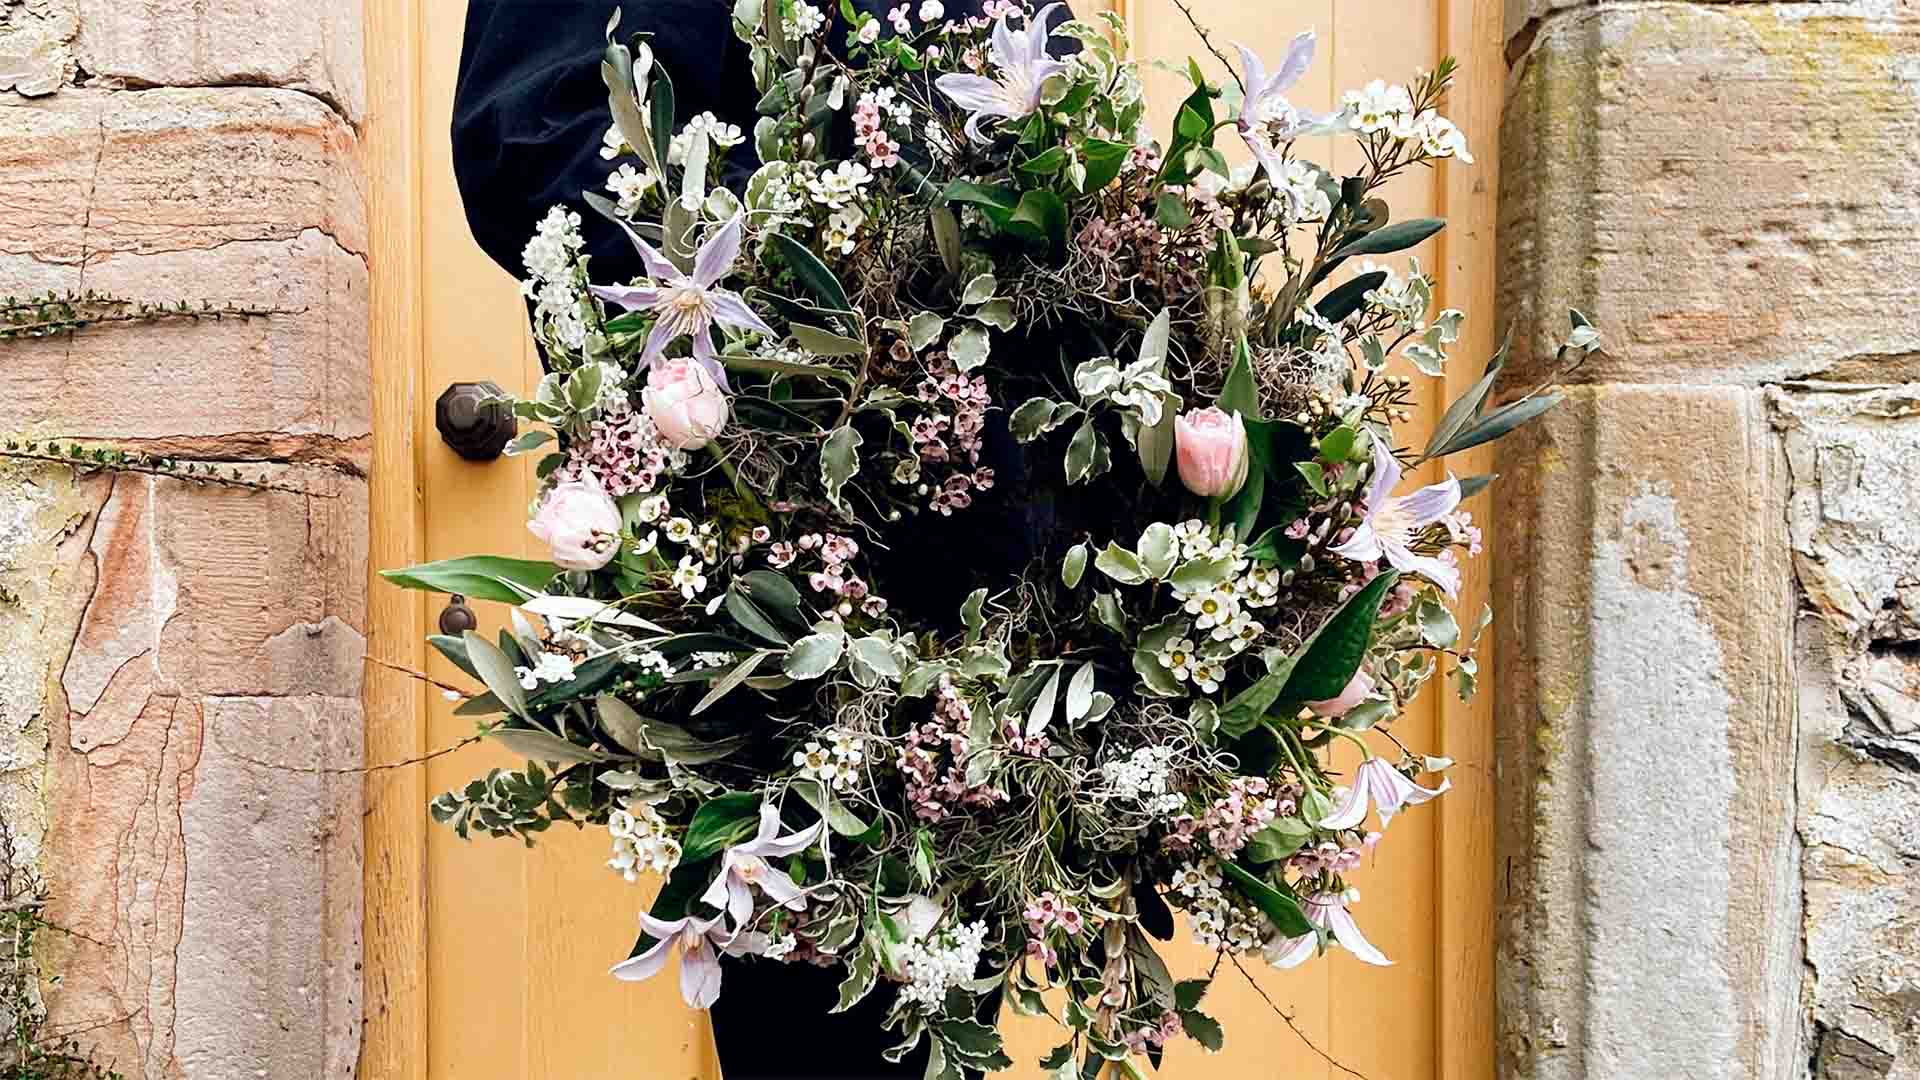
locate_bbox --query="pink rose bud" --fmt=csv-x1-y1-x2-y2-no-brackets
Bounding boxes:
643,358,729,450
1307,669,1374,718
1174,406,1251,499
527,479,623,571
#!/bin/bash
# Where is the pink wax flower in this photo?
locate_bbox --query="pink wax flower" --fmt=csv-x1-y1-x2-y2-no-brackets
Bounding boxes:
1173,406,1251,499
643,357,729,450
527,478,622,571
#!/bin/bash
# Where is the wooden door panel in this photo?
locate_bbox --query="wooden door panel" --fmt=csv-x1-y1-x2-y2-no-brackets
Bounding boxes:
365,1,1501,1075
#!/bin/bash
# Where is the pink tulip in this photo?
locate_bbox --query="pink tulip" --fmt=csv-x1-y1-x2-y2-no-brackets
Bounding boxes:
527,479,623,571
643,357,729,450
1174,406,1251,499
1307,669,1373,718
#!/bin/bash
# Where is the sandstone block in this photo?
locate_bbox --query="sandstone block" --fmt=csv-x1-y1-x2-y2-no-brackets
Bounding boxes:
75,0,365,120
1498,4,1920,386
1492,385,1801,1078
0,89,368,448
42,694,363,1080
59,466,367,756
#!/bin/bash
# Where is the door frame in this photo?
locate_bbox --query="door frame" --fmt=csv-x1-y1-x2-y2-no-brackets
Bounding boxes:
358,1,1507,1075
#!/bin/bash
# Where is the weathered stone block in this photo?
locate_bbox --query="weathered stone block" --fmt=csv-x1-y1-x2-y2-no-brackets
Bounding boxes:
1492,385,1801,1078
59,467,367,754
41,694,363,1080
0,89,368,447
74,0,365,119
1774,385,1920,1077
1499,4,1920,386
0,0,77,95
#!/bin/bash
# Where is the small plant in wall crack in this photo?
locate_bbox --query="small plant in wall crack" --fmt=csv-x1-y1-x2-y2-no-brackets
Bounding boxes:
0,819,122,1080
0,290,288,341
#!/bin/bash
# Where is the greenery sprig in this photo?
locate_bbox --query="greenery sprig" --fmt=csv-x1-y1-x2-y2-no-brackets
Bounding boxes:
0,290,287,342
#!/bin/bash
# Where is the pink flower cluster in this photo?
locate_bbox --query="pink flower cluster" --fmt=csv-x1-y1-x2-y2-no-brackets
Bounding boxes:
1445,509,1483,556
1289,834,1381,878
912,359,996,515
1120,1011,1185,1055
556,394,672,497
1021,891,1085,969
769,531,887,618
852,92,902,169
898,676,1007,822
1201,777,1286,857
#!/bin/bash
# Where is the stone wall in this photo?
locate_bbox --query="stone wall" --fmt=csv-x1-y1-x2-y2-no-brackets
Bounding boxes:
0,4,366,1078
1496,2,1920,1078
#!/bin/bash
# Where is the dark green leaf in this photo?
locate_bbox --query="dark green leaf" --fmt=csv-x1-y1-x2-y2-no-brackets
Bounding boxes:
1216,335,1260,419
1220,571,1398,725
1458,473,1497,500
427,634,481,681
1008,190,1068,256
1430,392,1563,459
1079,138,1131,194
766,231,853,313
681,793,761,861
648,67,675,178
1220,861,1313,937
1180,1010,1225,1052
1153,192,1192,230
380,556,557,604
1174,978,1210,1011
1316,271,1388,325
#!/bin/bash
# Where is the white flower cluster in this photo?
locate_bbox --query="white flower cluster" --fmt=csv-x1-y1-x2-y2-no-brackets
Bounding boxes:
791,2,826,35
515,650,577,690
897,919,988,1011
792,731,867,791
1341,80,1472,163
806,160,873,211
1154,523,1274,693
607,797,681,882
1098,745,1185,816
1170,861,1268,954
668,111,745,167
606,163,658,216
520,205,589,352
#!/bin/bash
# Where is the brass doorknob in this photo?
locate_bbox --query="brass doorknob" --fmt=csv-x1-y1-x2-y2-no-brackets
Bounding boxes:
436,381,517,461
438,594,478,636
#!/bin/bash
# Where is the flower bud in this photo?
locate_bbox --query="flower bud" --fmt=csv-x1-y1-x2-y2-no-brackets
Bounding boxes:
1173,406,1251,499
643,358,729,450
1306,669,1373,718
527,479,623,571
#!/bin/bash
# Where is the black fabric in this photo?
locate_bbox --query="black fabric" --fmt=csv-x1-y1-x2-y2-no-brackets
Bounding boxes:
708,956,928,1078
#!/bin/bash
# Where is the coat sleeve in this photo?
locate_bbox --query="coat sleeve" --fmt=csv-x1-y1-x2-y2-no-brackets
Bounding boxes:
451,0,760,284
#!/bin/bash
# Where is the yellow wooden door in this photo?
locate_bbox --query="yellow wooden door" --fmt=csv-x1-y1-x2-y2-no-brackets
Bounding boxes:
363,1,1503,1077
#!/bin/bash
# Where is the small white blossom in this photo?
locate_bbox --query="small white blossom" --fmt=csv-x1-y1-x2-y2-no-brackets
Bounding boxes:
665,517,697,543
672,555,709,599
792,2,826,35
606,163,658,214
1342,79,1414,135
919,0,943,19
1157,637,1199,682
806,160,873,210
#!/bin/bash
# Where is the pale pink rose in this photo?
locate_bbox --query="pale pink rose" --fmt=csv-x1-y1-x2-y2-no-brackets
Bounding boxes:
1307,669,1373,718
643,358,729,450
527,479,622,571
1173,406,1251,499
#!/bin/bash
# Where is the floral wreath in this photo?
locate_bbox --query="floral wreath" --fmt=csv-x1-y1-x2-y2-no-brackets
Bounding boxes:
386,1,1596,1073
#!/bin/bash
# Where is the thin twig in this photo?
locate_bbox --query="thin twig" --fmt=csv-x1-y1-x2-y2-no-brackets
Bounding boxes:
212,731,487,776
1165,0,1244,95
1227,953,1371,1080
